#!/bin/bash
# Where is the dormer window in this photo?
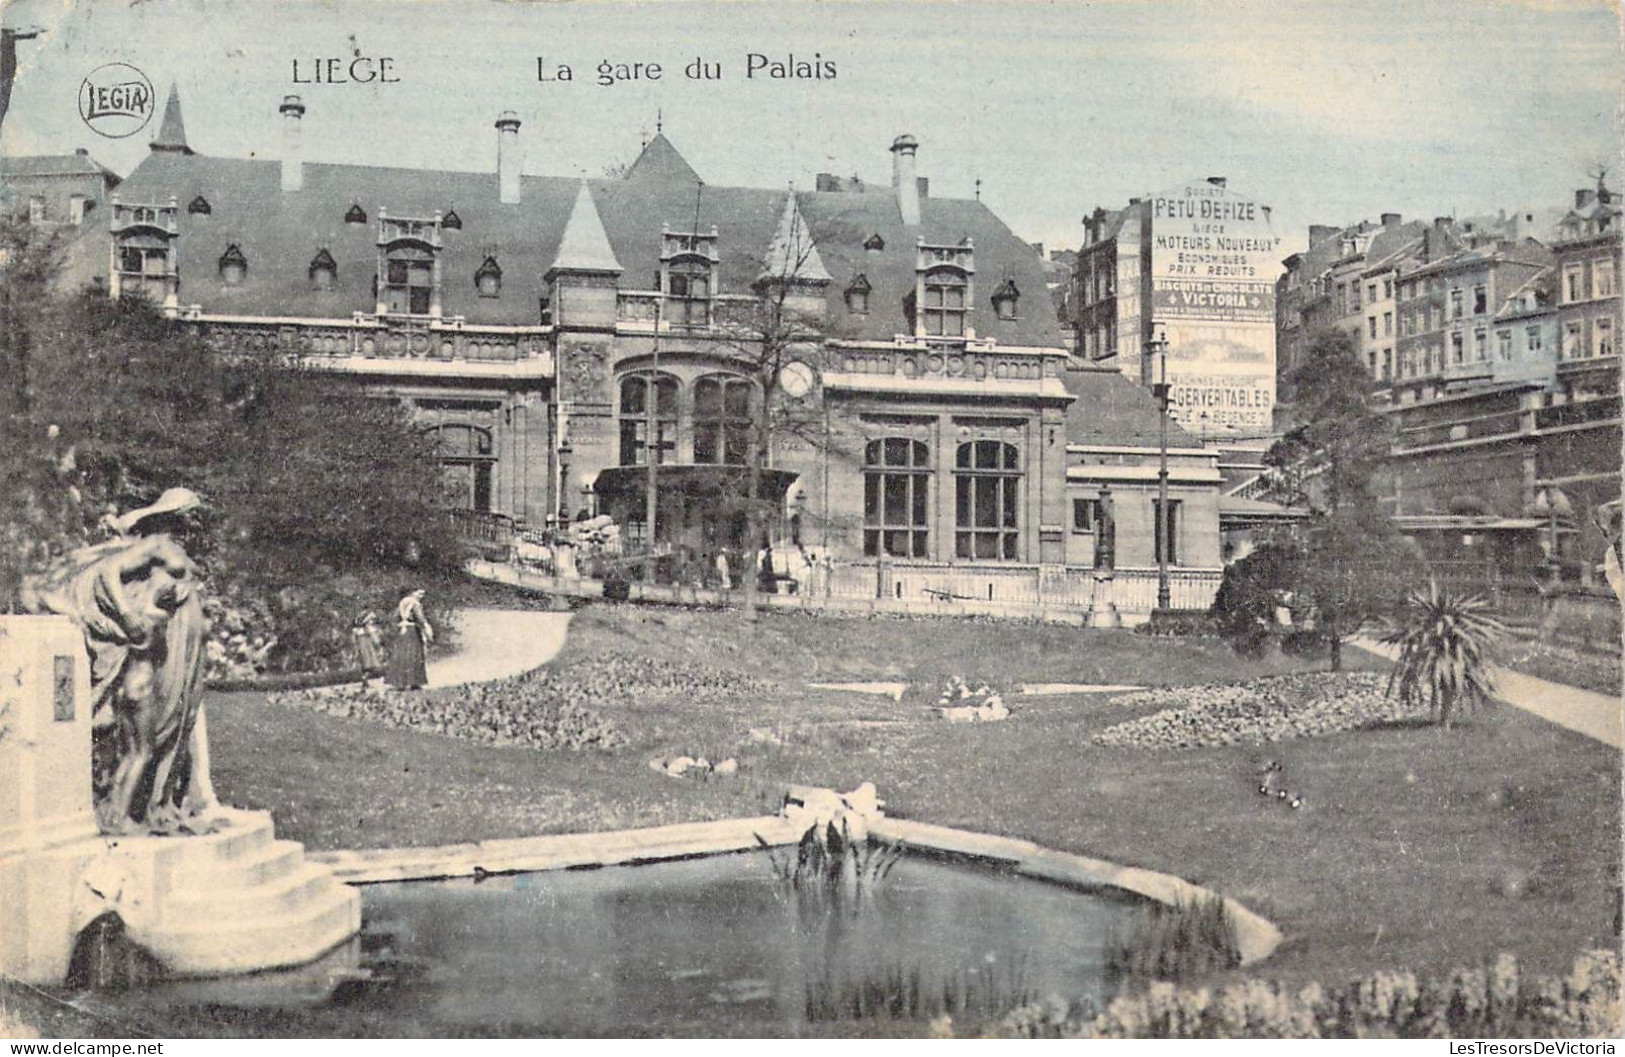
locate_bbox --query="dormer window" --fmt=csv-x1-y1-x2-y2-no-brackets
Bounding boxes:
922,269,968,337
188,195,211,216
991,278,1019,321
443,210,463,231
845,273,872,315
218,244,248,286
309,248,337,291
345,204,368,224
864,233,885,253
475,256,502,298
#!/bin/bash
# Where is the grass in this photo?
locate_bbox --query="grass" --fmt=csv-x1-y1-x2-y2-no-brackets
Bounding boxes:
1499,637,1622,697
201,602,1620,996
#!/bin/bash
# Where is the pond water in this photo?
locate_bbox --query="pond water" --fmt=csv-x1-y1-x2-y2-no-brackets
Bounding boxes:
90,851,1140,1036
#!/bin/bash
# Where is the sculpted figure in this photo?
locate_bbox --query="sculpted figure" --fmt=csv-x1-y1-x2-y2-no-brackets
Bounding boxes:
20,488,217,835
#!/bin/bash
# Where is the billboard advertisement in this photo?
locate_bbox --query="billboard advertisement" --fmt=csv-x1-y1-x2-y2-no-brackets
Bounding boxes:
1148,181,1281,433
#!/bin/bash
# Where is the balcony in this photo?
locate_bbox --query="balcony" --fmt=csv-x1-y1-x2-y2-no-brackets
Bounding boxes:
110,200,177,235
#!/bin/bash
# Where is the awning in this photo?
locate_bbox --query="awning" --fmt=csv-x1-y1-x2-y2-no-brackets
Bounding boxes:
594,465,800,501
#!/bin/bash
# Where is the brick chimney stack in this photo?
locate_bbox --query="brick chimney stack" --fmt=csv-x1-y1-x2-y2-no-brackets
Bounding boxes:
890,135,920,226
496,111,522,206
279,95,305,192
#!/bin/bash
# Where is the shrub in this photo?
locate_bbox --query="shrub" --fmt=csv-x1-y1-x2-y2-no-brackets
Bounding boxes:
1381,582,1506,728
1138,609,1221,638
1105,895,1242,982
805,955,1036,1024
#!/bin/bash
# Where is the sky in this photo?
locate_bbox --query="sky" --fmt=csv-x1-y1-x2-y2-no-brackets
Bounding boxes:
3,0,1621,264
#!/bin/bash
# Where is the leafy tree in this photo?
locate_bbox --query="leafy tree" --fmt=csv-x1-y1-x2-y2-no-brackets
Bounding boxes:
1381,582,1506,728
1260,329,1414,669
1,225,463,670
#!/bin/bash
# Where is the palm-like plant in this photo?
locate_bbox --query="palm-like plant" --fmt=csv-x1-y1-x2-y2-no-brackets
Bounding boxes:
1381,581,1506,728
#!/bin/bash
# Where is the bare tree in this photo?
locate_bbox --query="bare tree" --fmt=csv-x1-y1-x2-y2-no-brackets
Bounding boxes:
709,193,850,620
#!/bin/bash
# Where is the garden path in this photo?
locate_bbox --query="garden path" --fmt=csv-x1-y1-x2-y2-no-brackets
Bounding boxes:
426,609,572,688
1351,636,1621,748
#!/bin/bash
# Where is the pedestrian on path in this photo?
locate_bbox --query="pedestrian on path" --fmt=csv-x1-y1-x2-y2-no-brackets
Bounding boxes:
386,588,434,690
351,611,386,684
715,550,732,590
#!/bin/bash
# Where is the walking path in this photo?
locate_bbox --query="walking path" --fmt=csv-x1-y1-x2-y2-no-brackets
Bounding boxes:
426,609,572,688
1351,636,1622,749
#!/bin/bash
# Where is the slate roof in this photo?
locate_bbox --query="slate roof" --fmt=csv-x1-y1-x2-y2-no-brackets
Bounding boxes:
0,152,121,181
106,93,1063,346
1062,365,1198,447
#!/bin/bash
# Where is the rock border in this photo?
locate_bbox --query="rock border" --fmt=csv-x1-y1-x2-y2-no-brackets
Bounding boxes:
308,788,1282,968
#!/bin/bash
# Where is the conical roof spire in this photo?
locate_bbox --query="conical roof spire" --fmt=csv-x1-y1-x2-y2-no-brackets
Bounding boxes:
547,181,622,277
622,132,701,185
761,192,830,285
149,83,192,154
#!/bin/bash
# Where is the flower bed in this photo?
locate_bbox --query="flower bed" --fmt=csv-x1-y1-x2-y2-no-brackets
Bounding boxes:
1094,672,1426,749
270,669,626,751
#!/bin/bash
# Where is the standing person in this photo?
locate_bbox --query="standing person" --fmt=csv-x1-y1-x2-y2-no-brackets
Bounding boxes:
714,549,731,591
351,611,386,684
386,588,434,690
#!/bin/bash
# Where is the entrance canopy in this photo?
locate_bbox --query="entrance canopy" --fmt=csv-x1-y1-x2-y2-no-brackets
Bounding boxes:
595,465,799,502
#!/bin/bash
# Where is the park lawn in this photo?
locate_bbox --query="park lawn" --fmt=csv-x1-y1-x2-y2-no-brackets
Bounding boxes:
205,604,1619,989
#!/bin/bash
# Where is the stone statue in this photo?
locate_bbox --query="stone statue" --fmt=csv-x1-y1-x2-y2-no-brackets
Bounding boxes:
19,488,217,835
1094,485,1117,574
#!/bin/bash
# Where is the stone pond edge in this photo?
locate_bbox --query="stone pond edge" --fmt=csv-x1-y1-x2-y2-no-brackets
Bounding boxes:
308,801,1282,968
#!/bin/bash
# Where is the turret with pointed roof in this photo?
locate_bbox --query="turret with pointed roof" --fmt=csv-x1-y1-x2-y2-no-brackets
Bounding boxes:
149,83,192,155
547,181,622,278
622,133,701,186
760,192,830,287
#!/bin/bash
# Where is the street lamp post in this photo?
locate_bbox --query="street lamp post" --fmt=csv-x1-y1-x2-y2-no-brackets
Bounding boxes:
1148,323,1172,612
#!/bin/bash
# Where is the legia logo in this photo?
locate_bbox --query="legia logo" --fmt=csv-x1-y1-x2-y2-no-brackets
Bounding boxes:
78,63,155,139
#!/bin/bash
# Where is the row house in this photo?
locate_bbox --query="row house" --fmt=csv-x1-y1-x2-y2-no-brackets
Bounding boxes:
57,87,1229,616
0,148,121,227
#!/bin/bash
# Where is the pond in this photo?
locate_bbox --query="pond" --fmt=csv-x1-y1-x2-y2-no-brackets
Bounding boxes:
85,850,1141,1037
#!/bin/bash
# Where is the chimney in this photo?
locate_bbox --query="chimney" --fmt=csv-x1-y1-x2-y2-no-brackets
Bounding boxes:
815,173,840,193
496,111,522,206
1575,188,1595,210
1308,224,1339,246
1381,212,1401,228
279,95,305,192
1433,216,1452,231
890,135,920,226
1206,176,1227,189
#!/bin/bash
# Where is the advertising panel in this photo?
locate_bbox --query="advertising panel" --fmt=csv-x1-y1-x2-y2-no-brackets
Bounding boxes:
1148,181,1282,432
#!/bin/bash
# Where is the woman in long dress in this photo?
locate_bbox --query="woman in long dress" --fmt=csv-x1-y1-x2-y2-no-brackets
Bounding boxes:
386,589,433,689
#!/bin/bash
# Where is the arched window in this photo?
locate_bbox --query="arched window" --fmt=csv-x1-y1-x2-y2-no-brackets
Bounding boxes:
425,423,495,513
923,268,968,336
694,374,752,465
954,440,1020,560
864,438,930,558
991,278,1019,321
218,244,248,286
619,373,679,467
475,256,502,298
309,248,337,291
845,273,871,315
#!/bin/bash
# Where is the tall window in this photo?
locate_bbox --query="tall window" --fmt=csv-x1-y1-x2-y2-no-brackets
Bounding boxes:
1450,332,1464,364
923,270,968,337
1564,265,1584,304
1596,317,1615,358
117,245,170,301
1073,497,1102,533
954,441,1020,560
1474,329,1488,362
666,258,711,326
1473,285,1488,315
1563,322,1583,360
1368,316,1378,340
618,374,678,467
1595,259,1617,300
1153,498,1182,565
384,251,433,314
864,438,930,558
1527,325,1543,353
1449,289,1463,319
694,375,751,465
1497,329,1513,360
426,424,495,513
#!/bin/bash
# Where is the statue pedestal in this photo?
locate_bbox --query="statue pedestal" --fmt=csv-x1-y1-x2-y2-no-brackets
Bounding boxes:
1087,574,1122,629
0,616,360,985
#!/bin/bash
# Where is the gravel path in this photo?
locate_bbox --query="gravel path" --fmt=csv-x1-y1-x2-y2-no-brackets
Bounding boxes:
1351,636,1622,748
426,609,572,688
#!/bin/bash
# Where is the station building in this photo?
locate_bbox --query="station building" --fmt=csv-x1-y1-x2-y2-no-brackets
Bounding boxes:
48,87,1229,614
